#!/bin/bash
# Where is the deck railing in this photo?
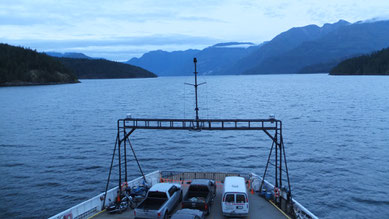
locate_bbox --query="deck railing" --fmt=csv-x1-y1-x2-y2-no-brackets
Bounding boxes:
250,173,318,219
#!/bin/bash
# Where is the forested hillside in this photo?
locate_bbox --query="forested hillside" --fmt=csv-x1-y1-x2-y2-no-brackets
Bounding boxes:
59,58,157,79
330,47,389,75
0,43,78,86
0,43,156,86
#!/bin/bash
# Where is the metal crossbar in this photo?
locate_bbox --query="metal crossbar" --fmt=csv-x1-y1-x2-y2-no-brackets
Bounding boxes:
118,118,280,131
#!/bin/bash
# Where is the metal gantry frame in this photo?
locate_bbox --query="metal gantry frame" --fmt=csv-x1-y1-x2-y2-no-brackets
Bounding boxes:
103,118,293,212
102,57,294,217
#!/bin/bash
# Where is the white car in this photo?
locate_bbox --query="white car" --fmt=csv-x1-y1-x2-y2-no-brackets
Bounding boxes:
221,176,249,217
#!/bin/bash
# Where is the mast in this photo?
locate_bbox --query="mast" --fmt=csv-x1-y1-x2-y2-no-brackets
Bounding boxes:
185,57,206,128
194,58,199,125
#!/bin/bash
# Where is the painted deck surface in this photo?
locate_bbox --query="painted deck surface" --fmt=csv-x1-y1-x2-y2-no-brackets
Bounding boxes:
94,183,286,219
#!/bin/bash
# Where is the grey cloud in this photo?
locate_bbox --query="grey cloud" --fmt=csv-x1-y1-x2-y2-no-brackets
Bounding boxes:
0,34,221,60
177,16,225,23
1,34,219,49
0,15,67,26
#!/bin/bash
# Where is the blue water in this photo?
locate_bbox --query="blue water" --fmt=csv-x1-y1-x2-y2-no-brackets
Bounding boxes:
0,74,389,219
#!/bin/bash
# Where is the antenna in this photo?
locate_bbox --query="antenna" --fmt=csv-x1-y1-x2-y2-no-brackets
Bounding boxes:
185,57,206,128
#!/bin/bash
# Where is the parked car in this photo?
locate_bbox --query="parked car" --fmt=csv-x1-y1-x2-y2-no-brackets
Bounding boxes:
182,179,216,214
170,209,205,219
221,176,249,217
134,183,182,219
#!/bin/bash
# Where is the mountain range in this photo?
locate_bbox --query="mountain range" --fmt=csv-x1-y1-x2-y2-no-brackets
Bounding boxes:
244,20,389,74
126,19,389,75
127,42,260,76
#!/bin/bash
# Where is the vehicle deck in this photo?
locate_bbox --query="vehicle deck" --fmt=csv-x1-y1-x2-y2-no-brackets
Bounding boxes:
93,182,287,219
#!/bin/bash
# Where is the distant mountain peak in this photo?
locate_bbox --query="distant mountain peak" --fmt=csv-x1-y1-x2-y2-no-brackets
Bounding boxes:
335,19,350,25
45,52,93,59
320,19,350,33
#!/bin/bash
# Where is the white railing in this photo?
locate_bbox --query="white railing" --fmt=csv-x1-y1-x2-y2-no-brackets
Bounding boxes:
249,173,318,219
48,171,161,219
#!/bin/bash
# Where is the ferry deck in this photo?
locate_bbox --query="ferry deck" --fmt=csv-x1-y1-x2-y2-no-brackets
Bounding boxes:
94,180,287,219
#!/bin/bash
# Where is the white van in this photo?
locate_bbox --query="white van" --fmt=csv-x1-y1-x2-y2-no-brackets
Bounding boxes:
221,176,249,217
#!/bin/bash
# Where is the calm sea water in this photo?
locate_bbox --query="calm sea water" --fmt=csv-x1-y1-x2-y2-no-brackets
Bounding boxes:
0,74,389,219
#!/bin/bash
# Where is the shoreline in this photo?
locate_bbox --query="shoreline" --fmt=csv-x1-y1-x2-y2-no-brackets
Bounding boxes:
0,80,81,87
329,73,389,76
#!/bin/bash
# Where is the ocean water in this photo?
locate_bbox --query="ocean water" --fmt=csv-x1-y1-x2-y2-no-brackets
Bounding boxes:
0,74,388,219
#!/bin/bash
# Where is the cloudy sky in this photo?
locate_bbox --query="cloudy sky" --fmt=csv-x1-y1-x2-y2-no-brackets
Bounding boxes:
1,0,389,61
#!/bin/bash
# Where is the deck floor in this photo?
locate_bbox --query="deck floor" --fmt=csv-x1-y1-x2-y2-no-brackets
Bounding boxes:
94,183,286,219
